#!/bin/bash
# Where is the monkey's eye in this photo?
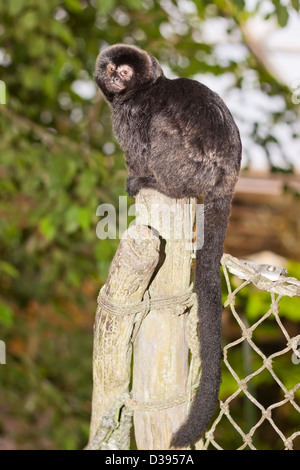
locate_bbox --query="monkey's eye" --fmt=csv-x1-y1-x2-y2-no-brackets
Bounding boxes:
107,64,116,73
118,65,133,79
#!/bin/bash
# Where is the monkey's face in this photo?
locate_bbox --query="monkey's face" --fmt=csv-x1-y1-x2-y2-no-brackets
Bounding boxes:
103,62,134,94
94,44,163,101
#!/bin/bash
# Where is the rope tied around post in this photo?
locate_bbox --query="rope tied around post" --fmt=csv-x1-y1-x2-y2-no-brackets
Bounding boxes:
97,284,194,318
97,283,196,341
97,283,195,317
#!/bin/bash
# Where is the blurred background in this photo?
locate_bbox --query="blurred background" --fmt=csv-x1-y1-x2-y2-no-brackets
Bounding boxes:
0,0,299,450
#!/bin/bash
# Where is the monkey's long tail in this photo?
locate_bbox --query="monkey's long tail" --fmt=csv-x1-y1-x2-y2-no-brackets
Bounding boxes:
170,194,232,448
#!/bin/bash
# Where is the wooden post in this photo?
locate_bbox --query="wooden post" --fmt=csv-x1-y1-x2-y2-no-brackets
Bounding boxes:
88,225,160,449
132,189,196,449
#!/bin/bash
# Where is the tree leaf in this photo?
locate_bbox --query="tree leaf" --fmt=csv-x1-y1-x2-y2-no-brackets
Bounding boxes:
232,0,245,9
8,0,25,16
78,207,92,231
124,0,144,10
0,261,19,279
65,206,80,233
291,0,299,11
94,0,115,14
63,0,84,12
273,1,289,27
39,216,56,241
0,302,14,327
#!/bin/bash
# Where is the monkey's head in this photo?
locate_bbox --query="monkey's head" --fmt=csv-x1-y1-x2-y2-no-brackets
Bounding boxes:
94,44,164,102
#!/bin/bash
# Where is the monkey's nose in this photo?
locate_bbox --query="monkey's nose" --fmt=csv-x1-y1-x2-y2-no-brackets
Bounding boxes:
114,77,122,86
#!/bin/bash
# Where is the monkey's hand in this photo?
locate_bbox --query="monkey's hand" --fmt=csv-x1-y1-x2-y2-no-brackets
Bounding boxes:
126,175,158,198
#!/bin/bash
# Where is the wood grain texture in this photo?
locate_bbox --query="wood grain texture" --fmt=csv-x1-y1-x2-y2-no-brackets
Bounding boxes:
88,225,160,446
132,189,196,449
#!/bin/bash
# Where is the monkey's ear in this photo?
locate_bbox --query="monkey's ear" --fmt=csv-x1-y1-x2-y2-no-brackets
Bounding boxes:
149,55,164,81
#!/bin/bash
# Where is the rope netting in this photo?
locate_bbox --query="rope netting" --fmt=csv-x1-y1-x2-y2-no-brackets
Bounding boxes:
88,253,300,450
201,254,300,450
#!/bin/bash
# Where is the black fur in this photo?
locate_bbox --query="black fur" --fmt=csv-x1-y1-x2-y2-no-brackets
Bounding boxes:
94,44,242,448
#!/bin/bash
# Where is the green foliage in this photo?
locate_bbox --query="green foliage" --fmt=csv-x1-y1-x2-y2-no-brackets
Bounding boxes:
0,0,299,450
0,302,14,327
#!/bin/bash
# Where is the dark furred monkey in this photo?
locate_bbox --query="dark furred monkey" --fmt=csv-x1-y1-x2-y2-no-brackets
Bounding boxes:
94,44,242,448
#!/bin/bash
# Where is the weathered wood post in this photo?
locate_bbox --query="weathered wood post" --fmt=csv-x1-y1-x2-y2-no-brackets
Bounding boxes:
88,224,160,449
131,188,197,449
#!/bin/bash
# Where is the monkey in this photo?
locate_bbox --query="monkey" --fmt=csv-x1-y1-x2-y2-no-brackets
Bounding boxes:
94,44,242,448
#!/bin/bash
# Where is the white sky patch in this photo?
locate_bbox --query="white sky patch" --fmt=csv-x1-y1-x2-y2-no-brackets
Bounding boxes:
245,9,300,85
71,79,97,100
197,3,300,173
